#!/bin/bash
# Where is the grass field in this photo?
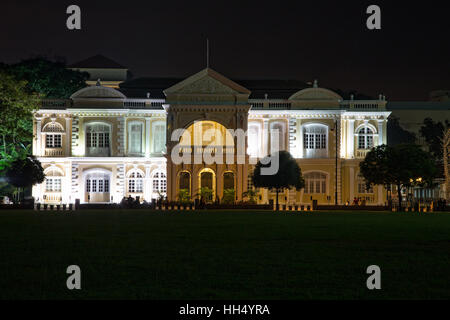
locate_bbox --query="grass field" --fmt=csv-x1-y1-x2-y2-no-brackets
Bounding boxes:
1,209,450,300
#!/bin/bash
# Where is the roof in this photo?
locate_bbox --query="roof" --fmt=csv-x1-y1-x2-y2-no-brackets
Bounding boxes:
119,77,309,99
70,85,126,99
164,68,251,95
387,101,450,110
68,55,127,69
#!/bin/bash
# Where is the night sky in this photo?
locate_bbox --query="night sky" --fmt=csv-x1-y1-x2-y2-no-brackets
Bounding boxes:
1,0,449,100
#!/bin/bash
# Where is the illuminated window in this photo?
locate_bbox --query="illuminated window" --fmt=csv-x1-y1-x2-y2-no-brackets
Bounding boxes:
270,122,285,152
304,126,326,150
128,171,144,193
86,176,110,193
152,171,167,193
86,123,110,156
304,172,327,194
129,123,143,154
46,134,62,148
45,178,61,192
357,127,374,149
152,122,166,153
247,124,260,157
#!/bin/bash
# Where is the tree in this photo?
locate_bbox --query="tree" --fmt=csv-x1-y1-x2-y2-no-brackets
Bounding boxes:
0,70,40,172
5,156,45,202
442,129,450,200
387,116,416,145
359,144,437,211
9,57,88,99
222,188,235,204
242,188,258,204
420,118,450,161
252,151,305,210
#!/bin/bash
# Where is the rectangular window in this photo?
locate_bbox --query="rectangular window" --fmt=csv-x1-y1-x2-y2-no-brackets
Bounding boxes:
98,179,104,193
46,134,62,148
92,180,97,193
86,133,91,148
86,179,91,192
46,178,61,192
136,180,143,193
128,180,135,193
130,124,143,154
46,179,53,192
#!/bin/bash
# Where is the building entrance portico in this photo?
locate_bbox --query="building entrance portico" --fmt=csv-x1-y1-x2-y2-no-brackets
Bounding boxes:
163,68,251,202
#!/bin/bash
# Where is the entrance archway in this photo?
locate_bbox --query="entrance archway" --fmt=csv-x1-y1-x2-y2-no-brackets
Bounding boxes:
198,168,215,202
83,168,112,203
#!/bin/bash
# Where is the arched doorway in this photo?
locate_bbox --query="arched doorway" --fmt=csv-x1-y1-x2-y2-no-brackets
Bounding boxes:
223,171,235,204
83,168,112,203
178,171,191,202
198,168,215,202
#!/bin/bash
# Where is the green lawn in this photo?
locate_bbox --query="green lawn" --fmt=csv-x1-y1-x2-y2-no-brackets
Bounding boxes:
1,209,450,300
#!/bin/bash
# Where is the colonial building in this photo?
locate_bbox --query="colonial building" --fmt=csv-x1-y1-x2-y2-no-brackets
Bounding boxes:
32,67,391,206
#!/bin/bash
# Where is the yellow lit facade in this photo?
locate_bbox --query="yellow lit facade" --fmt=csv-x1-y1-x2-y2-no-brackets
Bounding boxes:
32,68,391,206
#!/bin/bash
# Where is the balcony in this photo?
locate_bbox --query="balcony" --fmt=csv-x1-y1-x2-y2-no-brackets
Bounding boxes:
355,149,370,159
44,148,64,157
43,192,62,203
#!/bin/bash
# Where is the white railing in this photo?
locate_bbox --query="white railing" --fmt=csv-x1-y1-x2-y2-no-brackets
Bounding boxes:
249,100,292,110
45,148,64,157
43,192,62,203
355,149,370,159
41,99,71,109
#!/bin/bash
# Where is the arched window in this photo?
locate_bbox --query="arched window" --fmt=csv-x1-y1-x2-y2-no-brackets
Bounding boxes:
179,171,191,191
43,121,64,149
304,172,327,194
127,170,144,193
357,127,374,149
152,171,167,193
45,168,63,192
223,172,235,190
128,122,143,155
86,123,111,156
270,122,285,153
152,122,166,153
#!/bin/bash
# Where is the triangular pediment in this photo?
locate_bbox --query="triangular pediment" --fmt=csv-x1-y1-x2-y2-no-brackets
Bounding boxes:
164,68,251,96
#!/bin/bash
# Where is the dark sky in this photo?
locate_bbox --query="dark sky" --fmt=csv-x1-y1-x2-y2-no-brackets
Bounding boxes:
1,0,449,100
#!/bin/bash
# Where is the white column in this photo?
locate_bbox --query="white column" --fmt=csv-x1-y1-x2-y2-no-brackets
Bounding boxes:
63,164,71,204
144,165,152,201
65,118,71,156
35,117,42,156
377,119,384,146
378,185,383,205
262,119,269,157
347,119,355,158
145,117,151,158
299,122,304,158
349,166,355,202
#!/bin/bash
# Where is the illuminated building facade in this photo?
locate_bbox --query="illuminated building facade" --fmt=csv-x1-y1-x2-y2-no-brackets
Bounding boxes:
32,67,391,206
